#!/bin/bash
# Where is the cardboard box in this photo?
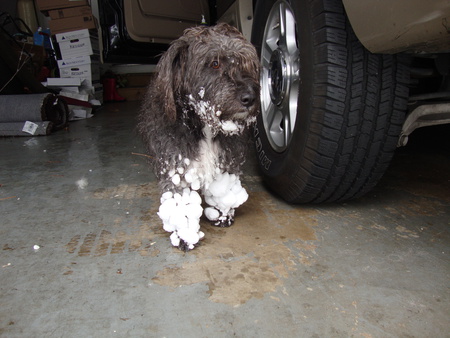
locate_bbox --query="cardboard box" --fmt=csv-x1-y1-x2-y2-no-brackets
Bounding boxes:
58,55,100,85
68,106,93,120
48,15,97,35
61,90,89,101
83,82,103,95
58,86,79,93
55,28,93,42
45,77,82,86
56,29,99,59
59,36,99,59
36,0,89,12
57,54,99,68
48,6,92,20
117,87,147,101
59,62,100,81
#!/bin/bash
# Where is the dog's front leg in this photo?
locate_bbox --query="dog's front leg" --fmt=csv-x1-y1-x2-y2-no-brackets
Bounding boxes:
157,187,204,251
203,172,248,227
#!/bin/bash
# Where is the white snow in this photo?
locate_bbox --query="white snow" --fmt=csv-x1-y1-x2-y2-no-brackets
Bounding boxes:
158,120,251,250
204,172,248,220
198,87,205,99
76,178,88,190
170,232,180,246
204,207,220,221
187,95,247,136
221,120,239,132
191,179,201,191
171,173,181,185
184,169,194,183
158,188,204,248
161,191,173,201
159,158,248,249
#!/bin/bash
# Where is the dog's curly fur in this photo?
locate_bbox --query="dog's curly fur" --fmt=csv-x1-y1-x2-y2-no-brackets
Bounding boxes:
138,23,260,250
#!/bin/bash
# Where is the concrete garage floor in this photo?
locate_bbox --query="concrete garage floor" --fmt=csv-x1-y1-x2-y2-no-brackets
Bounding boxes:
1,101,449,337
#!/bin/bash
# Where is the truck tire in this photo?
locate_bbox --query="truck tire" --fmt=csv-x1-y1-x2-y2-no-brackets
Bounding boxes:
251,0,410,203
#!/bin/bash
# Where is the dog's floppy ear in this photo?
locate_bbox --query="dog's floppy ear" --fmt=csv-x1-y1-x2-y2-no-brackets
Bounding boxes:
156,39,188,121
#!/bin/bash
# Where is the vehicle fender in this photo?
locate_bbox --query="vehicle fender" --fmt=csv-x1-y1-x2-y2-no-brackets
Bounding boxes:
342,0,450,54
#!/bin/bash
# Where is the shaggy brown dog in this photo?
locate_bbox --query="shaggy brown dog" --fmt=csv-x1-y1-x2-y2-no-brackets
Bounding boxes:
138,23,260,251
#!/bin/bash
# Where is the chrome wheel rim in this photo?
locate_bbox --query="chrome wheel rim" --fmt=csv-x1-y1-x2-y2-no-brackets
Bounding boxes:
260,0,299,152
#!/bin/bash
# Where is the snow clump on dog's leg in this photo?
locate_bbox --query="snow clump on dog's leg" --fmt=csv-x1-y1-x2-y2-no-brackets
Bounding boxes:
204,172,248,227
158,188,205,250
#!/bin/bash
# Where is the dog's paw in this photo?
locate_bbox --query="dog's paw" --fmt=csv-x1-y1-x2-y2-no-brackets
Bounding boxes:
178,239,194,252
204,206,235,227
212,216,234,228
170,230,204,251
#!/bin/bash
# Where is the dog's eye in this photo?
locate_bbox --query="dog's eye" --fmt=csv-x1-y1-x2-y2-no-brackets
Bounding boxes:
211,60,220,69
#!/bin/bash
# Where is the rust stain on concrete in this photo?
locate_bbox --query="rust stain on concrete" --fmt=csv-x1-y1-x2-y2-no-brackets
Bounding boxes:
93,183,155,199
65,224,160,257
66,182,318,306
153,190,318,306
386,197,446,217
65,183,162,257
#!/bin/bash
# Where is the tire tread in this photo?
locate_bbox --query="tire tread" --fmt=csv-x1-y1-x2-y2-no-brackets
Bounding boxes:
290,0,409,203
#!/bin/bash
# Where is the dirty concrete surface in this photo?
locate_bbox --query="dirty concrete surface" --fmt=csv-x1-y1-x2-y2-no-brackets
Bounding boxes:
0,101,449,337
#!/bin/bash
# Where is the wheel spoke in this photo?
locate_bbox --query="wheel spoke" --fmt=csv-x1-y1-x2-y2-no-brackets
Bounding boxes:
266,103,285,149
264,15,280,53
284,7,297,55
288,78,299,134
276,2,297,56
265,101,277,129
278,2,287,46
261,41,273,69
284,114,290,147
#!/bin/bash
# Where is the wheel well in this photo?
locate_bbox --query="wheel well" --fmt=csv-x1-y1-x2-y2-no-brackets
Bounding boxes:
398,53,450,146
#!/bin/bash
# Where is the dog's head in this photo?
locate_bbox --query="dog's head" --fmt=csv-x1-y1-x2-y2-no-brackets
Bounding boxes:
155,23,260,135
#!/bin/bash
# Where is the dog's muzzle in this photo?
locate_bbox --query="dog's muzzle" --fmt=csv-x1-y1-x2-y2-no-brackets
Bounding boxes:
232,111,251,120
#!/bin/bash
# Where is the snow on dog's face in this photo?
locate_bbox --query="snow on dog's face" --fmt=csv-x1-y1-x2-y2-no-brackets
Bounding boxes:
155,23,260,135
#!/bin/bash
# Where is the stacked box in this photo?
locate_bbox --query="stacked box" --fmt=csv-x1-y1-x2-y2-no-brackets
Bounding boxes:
55,29,101,90
36,1,103,110
55,29,99,60
36,0,101,86
54,29,102,108
57,54,100,86
36,0,95,35
35,0,89,12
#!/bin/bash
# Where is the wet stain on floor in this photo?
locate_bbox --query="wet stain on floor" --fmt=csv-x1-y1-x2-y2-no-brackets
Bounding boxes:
65,225,160,258
152,189,318,306
65,183,162,257
385,196,446,217
64,181,318,306
92,183,155,199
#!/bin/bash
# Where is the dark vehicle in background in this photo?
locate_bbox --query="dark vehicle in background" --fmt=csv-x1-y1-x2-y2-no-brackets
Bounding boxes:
98,0,450,203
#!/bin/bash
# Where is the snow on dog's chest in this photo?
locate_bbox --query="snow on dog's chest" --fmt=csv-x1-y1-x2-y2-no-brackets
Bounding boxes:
184,126,221,190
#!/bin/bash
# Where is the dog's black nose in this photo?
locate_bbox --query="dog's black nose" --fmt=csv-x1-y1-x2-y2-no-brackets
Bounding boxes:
240,91,256,107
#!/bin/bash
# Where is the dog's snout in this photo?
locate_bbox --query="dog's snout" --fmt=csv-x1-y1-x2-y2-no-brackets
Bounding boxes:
240,91,256,108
